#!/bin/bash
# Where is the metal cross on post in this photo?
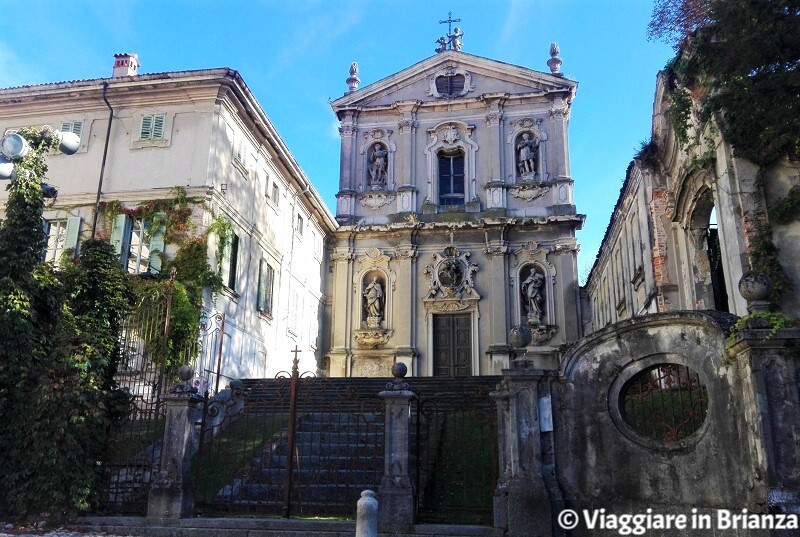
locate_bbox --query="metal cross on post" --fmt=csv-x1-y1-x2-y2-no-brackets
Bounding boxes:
439,11,461,35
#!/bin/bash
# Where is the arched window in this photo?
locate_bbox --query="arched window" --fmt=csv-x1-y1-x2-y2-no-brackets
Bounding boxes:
438,149,465,206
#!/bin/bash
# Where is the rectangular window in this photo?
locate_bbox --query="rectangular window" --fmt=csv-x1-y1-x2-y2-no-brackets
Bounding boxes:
110,214,162,275
438,151,465,205
43,216,81,263
271,183,280,203
296,215,304,235
60,121,83,140
257,259,275,316
220,231,239,291
139,114,166,140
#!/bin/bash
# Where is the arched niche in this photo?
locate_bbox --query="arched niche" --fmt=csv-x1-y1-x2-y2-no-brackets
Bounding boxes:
517,261,556,327
360,269,387,328
507,117,548,182
673,172,730,312
359,129,396,192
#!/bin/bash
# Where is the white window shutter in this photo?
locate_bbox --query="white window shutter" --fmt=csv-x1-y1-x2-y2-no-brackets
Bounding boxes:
63,216,82,257
152,114,165,140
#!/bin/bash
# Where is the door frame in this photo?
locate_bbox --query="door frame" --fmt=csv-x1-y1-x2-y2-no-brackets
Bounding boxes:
424,309,479,376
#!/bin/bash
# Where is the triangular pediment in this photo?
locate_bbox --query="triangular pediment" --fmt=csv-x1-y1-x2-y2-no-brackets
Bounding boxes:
331,51,577,111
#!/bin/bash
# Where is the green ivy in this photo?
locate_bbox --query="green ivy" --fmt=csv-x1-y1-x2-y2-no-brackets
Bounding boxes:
0,128,134,519
634,138,660,171
769,185,800,226
729,311,793,340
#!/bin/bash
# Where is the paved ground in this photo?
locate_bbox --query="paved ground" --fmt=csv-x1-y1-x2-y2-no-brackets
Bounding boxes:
0,527,135,537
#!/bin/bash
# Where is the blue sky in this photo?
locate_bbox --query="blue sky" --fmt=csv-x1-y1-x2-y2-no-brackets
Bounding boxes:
0,0,674,279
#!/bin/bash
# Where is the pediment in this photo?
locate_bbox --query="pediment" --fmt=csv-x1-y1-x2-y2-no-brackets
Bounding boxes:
331,51,577,111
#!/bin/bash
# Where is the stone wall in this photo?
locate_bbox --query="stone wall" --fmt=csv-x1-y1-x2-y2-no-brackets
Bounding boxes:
557,312,752,511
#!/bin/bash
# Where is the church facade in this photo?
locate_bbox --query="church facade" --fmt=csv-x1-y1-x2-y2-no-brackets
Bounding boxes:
326,48,584,377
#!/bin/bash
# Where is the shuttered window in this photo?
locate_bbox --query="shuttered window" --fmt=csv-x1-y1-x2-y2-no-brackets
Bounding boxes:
435,74,465,98
257,260,275,316
220,230,239,291
60,121,83,140
139,114,166,140
438,150,465,205
43,216,81,263
110,214,162,274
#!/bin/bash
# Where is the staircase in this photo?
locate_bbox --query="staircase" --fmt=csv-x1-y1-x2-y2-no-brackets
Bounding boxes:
217,410,384,516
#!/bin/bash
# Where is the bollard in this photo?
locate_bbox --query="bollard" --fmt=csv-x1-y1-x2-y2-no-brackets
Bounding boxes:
355,490,379,537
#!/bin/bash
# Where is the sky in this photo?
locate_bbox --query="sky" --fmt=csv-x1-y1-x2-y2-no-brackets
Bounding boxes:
0,0,675,280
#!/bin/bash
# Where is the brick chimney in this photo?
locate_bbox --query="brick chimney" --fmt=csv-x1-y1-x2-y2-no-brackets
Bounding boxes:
112,53,139,77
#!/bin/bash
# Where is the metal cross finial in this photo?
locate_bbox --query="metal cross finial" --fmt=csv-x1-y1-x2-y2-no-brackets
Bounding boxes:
290,345,301,369
438,11,461,35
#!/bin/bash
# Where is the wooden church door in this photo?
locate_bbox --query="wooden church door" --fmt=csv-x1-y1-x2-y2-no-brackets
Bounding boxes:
433,314,472,377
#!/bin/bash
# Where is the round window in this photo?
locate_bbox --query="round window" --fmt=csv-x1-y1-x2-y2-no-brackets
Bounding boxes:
620,364,708,443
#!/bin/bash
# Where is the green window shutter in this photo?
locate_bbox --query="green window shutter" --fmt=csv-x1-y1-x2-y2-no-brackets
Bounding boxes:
152,114,165,140
148,232,165,274
265,264,274,315
147,213,165,274
140,115,153,140
110,214,129,256
220,232,232,286
228,234,239,290
63,216,82,257
60,121,83,138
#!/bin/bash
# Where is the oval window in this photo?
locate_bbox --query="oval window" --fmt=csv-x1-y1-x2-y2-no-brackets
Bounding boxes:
620,364,708,443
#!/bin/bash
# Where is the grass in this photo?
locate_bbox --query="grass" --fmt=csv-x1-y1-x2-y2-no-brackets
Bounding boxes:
108,417,165,463
622,388,708,442
193,412,289,501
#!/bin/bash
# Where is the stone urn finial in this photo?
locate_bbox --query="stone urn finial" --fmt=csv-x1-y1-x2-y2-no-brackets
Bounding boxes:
346,62,360,93
739,271,773,313
547,42,563,76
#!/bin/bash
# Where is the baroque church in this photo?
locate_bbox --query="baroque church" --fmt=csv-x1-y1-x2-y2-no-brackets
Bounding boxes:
326,38,583,377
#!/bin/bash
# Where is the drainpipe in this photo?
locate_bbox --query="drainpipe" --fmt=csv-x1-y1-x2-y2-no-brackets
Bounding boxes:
91,81,113,239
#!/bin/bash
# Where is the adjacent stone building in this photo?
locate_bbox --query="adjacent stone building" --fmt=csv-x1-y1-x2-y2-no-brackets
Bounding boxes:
0,54,336,382
326,48,584,377
584,71,800,332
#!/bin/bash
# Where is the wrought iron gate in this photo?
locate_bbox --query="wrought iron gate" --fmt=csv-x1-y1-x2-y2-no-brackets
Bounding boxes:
193,356,386,518
413,377,500,525
103,272,209,514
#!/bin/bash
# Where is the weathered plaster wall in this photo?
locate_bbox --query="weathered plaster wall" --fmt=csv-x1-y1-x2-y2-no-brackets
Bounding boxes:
556,312,755,511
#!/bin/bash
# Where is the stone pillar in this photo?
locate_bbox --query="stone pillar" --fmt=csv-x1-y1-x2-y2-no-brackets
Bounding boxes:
147,366,202,519
727,272,800,512
485,244,511,374
378,364,416,530
491,365,564,537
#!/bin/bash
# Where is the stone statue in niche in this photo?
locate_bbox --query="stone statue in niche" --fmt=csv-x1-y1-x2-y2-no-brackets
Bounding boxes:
363,275,384,327
516,132,539,179
368,144,388,189
521,267,545,325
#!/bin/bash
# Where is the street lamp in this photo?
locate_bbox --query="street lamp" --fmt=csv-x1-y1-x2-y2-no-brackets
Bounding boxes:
0,128,80,181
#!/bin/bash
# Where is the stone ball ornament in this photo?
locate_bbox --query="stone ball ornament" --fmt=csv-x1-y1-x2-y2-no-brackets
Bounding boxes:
509,325,533,348
738,271,773,302
391,361,408,379
178,365,194,382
